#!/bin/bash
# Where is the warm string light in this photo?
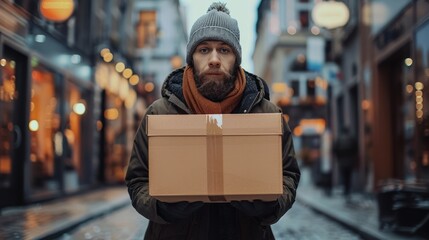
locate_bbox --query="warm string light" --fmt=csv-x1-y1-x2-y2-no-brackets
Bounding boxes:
96,48,139,108
415,82,424,122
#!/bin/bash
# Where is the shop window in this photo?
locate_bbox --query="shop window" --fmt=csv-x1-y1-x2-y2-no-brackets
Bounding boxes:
0,51,18,187
291,54,307,72
30,65,61,194
136,10,157,48
64,81,87,192
104,91,127,183
416,21,429,178
299,11,309,29
307,79,315,97
291,80,300,97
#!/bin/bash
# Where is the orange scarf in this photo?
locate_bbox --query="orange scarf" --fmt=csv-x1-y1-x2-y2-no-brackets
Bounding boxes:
182,66,246,114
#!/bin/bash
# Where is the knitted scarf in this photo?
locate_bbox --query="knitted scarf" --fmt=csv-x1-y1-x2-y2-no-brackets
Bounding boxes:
182,66,246,114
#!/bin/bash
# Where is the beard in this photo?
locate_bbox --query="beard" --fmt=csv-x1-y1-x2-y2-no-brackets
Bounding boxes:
194,68,237,102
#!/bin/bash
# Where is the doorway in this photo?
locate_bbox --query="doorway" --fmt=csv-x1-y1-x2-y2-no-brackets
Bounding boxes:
0,42,30,207
377,43,412,180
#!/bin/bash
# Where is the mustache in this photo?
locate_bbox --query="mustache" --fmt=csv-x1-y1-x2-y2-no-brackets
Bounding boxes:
200,70,232,78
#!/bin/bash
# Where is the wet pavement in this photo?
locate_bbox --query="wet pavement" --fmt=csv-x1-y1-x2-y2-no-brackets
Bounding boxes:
0,187,130,240
57,206,147,240
273,201,363,240
60,200,363,240
0,169,427,240
296,167,426,240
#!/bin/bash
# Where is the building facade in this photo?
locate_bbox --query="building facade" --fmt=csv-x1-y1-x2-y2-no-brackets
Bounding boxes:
253,0,331,185
0,0,187,208
360,0,429,188
254,0,429,193
131,0,188,102
1,0,105,207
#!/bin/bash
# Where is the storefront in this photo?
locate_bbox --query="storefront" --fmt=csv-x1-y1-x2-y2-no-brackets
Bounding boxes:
0,16,96,207
28,61,93,197
415,19,429,180
95,62,138,184
0,36,30,207
369,0,429,185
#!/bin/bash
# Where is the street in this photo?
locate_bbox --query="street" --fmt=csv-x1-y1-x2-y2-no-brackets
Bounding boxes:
273,202,362,240
2,167,421,240
57,202,363,240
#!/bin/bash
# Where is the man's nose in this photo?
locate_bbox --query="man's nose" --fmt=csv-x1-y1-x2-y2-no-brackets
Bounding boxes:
208,51,221,68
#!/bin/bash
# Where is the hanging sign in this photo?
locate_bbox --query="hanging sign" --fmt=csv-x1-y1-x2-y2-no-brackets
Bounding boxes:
312,1,350,29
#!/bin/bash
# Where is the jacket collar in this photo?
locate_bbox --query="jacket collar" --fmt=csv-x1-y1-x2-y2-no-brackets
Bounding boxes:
161,67,270,113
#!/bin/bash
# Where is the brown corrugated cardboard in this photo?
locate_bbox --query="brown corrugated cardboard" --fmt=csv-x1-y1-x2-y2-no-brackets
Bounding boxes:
147,113,283,202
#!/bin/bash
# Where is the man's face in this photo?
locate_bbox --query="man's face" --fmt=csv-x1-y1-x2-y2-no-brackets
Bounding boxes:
192,41,237,102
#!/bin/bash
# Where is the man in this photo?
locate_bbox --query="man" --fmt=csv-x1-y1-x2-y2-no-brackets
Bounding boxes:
332,126,358,202
126,2,300,239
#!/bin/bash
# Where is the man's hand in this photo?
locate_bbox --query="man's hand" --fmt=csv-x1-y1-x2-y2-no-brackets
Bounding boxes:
157,201,204,222
231,200,279,217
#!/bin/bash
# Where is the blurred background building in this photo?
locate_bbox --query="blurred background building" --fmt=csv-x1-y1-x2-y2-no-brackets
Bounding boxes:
0,0,186,208
0,0,429,210
254,0,332,187
253,0,429,195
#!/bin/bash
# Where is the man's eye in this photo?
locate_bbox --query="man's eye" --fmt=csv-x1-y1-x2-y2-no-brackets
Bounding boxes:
220,48,231,54
199,48,209,53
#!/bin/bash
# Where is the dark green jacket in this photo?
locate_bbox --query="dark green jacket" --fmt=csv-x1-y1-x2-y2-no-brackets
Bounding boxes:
125,68,300,240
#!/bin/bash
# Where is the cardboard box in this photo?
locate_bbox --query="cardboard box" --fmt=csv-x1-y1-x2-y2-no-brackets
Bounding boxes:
147,113,283,202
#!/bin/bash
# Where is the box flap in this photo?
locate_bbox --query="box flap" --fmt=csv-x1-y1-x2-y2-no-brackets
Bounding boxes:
221,113,282,135
147,113,282,136
147,114,208,136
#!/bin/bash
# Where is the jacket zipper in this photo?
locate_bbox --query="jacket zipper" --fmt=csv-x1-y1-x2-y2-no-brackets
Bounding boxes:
244,91,261,113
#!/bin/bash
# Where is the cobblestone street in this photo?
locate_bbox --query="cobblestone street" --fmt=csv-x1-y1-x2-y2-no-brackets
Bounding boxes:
2,0,429,239
2,169,424,240
57,206,146,240
58,201,363,240
272,202,363,240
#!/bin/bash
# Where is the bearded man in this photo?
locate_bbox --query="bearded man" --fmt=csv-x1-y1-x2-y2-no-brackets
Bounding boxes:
125,2,300,239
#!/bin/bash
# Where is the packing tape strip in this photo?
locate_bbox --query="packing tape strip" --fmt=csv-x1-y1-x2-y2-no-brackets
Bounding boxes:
206,114,226,202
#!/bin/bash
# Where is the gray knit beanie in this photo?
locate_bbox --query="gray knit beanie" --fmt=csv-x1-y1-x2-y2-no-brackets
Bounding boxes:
186,2,241,66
